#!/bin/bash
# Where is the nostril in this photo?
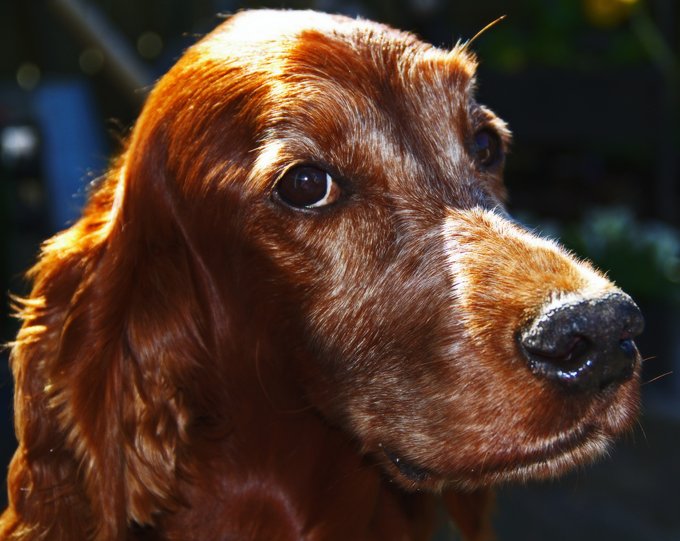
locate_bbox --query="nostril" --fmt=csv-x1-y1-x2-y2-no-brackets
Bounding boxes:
559,335,590,364
518,333,596,389
619,304,645,341
518,293,644,393
523,334,589,364
619,338,637,359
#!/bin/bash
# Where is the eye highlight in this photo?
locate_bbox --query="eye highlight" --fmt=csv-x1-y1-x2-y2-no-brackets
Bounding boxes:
274,165,341,209
472,128,504,168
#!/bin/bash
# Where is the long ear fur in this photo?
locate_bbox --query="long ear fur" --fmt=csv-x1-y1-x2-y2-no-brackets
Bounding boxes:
3,28,272,538
4,128,217,540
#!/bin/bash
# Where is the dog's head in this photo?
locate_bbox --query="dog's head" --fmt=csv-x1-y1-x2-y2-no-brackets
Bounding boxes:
117,10,643,491
14,15,643,534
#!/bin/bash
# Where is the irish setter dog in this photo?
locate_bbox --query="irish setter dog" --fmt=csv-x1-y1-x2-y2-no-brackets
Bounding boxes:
1,10,644,541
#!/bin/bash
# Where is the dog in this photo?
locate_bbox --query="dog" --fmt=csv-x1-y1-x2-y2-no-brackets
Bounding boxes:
1,10,644,541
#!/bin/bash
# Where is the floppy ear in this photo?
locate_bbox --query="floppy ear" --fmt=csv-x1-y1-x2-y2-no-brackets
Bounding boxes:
5,127,218,540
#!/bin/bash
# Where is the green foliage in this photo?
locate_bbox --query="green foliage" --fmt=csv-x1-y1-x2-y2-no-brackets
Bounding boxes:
474,0,649,71
541,208,680,304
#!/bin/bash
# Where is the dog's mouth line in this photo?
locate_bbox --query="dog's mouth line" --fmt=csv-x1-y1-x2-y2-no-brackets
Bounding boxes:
474,423,598,475
381,422,598,485
383,448,433,483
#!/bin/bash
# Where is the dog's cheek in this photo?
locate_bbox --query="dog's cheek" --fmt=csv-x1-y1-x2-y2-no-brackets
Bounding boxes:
300,237,461,445
295,224,454,426
247,205,406,394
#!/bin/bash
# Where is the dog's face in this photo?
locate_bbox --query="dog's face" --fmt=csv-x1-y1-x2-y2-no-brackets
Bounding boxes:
125,10,642,492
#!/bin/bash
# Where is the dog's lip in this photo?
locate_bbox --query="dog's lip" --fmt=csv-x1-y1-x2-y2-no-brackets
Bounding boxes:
470,423,596,476
380,423,596,486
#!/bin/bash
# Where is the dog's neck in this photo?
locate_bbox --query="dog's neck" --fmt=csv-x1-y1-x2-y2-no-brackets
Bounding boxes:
158,375,439,540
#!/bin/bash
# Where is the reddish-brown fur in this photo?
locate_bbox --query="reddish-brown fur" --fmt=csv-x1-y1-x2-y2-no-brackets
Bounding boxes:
1,10,641,541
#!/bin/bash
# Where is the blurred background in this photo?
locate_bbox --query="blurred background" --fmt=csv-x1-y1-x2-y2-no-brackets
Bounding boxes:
0,0,678,539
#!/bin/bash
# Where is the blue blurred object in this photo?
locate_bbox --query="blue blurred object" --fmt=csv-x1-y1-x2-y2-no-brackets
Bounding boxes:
33,80,106,230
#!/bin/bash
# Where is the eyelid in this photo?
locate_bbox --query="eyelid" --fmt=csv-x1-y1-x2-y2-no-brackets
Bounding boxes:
470,103,512,146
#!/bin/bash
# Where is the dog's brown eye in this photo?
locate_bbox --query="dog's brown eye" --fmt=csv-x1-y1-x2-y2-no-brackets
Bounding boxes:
473,128,503,168
275,166,340,209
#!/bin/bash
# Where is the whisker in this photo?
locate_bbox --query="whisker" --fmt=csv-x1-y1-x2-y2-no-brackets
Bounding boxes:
634,418,648,444
641,371,673,386
466,15,507,48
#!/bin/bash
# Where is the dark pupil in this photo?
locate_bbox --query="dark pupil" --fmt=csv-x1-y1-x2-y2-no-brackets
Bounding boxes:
474,130,499,166
277,166,327,207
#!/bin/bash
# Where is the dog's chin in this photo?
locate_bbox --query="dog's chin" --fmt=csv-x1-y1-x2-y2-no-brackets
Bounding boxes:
377,368,642,492
381,426,612,493
381,394,641,493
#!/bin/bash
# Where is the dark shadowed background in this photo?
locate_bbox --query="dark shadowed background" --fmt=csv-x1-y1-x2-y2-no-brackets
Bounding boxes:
1,0,678,539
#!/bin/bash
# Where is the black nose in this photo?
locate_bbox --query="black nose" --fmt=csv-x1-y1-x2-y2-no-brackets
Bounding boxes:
518,292,644,392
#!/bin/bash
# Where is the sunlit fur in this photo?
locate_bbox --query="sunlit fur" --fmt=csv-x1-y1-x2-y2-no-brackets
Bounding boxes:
1,10,640,541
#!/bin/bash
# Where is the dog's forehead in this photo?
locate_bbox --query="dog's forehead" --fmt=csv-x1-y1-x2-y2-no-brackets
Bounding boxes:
208,9,365,44
200,10,477,89
187,10,494,204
